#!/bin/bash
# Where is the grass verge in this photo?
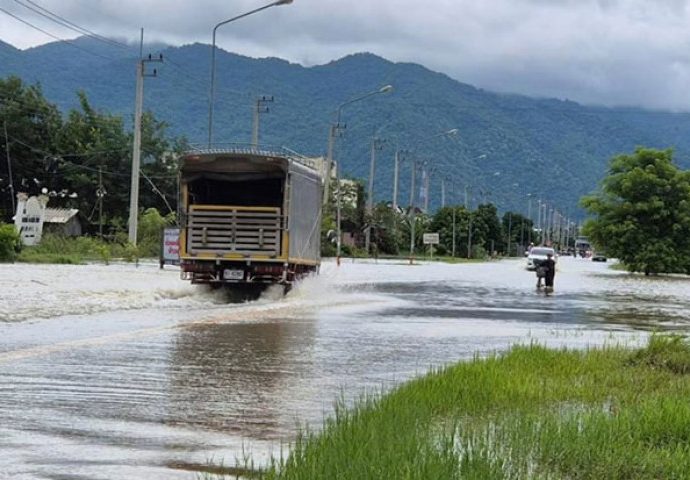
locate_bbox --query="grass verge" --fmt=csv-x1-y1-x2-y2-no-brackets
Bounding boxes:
213,335,690,480
15,234,145,264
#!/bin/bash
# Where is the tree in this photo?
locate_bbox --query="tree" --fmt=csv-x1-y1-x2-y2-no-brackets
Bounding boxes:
502,211,532,256
0,76,63,219
473,203,503,254
581,147,690,275
368,202,405,255
430,205,471,256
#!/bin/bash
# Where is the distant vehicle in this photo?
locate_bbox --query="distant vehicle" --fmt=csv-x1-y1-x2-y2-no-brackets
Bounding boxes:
177,148,322,294
575,236,591,257
592,251,608,262
526,246,556,270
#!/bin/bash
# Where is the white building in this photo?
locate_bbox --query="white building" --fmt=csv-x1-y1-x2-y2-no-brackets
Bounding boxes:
13,193,48,246
13,193,81,245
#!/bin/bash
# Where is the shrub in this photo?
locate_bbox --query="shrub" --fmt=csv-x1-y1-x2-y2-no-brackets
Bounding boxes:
0,223,21,262
629,334,690,374
137,208,174,257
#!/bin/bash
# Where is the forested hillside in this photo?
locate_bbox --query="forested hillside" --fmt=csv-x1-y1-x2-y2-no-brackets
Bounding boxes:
3,36,690,215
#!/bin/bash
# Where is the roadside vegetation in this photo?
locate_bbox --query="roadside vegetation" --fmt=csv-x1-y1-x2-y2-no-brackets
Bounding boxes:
322,178,534,260
0,222,21,261
0,76,184,245
3,208,175,264
207,335,690,480
582,147,690,275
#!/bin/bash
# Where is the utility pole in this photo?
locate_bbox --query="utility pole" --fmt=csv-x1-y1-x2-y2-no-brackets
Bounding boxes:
441,177,446,208
323,124,335,204
527,194,532,245
507,212,513,256
365,136,384,254
409,158,417,263
452,206,456,257
128,39,163,246
465,184,472,258
3,120,15,215
392,150,399,211
392,149,408,211
449,180,456,257
97,166,105,238
467,214,473,259
547,207,553,245
423,165,431,212
323,123,344,205
251,95,273,148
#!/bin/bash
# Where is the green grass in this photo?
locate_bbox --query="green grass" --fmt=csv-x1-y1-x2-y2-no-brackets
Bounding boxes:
14,233,149,264
16,250,84,264
210,335,690,480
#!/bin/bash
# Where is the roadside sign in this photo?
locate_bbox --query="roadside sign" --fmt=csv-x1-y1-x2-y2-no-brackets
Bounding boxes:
161,227,180,266
423,233,439,245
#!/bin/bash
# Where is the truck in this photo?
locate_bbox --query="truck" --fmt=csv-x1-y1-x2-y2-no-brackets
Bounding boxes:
178,148,322,293
574,236,592,258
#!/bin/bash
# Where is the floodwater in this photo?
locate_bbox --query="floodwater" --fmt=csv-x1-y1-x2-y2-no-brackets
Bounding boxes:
1,257,689,479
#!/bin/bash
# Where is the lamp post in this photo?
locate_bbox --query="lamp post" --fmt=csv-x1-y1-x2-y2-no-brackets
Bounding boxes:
327,85,393,264
207,0,293,148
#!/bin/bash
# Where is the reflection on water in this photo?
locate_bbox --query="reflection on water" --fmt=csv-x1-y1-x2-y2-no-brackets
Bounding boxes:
0,258,688,478
169,320,316,439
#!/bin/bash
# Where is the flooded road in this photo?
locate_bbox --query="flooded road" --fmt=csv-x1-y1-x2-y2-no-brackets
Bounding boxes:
1,257,689,479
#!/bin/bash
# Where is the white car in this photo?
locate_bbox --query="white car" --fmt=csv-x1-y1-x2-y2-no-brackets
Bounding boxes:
526,247,556,271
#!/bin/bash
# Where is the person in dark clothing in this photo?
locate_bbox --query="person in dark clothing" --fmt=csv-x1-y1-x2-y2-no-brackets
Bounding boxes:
543,252,556,291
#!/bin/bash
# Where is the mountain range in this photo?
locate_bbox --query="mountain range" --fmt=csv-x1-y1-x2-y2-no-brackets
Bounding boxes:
3,36,690,217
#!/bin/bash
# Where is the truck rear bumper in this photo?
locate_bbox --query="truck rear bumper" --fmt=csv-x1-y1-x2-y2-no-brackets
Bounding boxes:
180,259,317,285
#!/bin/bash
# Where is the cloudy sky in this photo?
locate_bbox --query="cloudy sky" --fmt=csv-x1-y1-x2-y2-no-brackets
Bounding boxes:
2,0,690,110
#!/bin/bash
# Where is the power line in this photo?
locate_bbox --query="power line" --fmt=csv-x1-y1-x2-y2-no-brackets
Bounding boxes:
6,131,177,179
11,0,129,50
0,6,113,60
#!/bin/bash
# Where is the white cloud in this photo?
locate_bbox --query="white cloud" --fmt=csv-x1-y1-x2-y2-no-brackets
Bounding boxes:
2,0,690,109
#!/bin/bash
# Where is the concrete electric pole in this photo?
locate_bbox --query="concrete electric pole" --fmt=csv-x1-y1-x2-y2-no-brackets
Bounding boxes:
3,120,15,215
128,49,163,246
252,95,273,148
365,136,384,254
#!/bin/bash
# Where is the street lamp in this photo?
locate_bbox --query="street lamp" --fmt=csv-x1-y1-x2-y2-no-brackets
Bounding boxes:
326,85,393,265
207,0,294,147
